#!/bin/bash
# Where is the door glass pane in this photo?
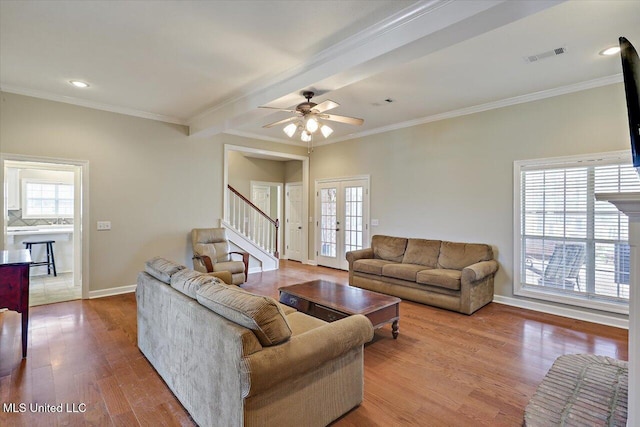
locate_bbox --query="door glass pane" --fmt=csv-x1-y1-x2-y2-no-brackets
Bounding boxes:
320,188,337,257
344,185,364,254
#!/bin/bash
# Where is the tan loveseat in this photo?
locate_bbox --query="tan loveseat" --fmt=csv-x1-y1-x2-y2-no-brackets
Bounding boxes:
137,257,373,427
346,236,498,315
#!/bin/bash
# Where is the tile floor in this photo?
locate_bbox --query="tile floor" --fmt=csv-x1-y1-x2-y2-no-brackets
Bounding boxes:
29,272,81,306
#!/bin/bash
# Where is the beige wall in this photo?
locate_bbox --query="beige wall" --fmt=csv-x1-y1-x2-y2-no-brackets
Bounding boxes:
284,160,303,183
1,83,631,317
227,151,285,197
0,92,306,292
309,83,630,315
227,150,304,221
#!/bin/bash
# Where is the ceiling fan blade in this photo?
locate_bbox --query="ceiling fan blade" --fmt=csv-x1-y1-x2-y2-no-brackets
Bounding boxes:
258,106,298,113
322,114,364,126
312,100,339,113
263,116,299,128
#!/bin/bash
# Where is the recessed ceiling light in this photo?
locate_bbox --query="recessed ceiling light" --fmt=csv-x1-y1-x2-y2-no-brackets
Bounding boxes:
69,80,90,88
599,46,621,56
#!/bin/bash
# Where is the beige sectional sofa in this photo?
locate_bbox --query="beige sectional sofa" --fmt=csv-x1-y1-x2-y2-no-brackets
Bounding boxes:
346,235,498,315
137,257,374,427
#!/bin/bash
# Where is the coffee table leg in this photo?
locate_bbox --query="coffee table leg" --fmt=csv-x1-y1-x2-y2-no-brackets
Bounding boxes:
392,320,398,339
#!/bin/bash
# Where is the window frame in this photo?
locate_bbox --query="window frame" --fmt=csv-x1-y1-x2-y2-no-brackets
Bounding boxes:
21,178,74,219
513,150,632,315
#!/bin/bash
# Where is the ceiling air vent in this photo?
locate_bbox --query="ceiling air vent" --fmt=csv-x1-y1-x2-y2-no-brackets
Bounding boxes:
524,46,567,63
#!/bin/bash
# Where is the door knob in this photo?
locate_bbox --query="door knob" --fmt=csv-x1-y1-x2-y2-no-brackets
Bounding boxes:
336,228,340,232
298,226,302,230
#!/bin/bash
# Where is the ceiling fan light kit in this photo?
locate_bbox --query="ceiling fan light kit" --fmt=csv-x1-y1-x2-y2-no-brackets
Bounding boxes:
261,91,363,153
320,124,333,138
283,123,297,137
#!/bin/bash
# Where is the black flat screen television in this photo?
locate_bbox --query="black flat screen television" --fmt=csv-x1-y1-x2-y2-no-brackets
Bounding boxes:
619,37,640,172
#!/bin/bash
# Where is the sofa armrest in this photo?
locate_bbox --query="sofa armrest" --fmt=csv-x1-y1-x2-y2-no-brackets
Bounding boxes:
462,260,499,283
346,248,374,265
241,314,374,398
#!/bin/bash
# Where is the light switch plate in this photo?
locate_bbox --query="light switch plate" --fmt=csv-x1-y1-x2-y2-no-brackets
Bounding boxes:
97,221,111,231
371,219,379,226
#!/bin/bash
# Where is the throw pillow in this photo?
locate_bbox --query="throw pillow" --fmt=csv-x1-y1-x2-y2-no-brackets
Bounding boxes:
145,257,186,283
196,283,292,346
171,269,222,299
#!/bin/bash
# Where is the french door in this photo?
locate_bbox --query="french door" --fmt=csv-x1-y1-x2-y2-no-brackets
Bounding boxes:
316,177,369,270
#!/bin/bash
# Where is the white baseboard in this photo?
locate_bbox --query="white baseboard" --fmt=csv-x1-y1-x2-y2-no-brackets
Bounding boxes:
493,295,629,330
89,284,137,299
305,260,318,266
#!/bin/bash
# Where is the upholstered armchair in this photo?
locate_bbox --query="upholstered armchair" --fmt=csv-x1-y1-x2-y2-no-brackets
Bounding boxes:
192,228,249,285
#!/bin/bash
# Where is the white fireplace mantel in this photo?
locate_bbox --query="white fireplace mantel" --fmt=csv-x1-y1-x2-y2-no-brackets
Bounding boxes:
595,191,640,427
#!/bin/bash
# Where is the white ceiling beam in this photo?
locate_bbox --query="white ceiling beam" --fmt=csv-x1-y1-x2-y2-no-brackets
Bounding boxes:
188,0,564,138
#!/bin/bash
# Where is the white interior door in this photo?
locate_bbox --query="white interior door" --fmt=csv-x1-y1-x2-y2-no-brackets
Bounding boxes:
285,183,303,261
316,178,369,270
251,184,271,216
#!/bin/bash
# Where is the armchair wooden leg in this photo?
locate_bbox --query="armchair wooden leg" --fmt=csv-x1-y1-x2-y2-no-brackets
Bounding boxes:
241,252,249,279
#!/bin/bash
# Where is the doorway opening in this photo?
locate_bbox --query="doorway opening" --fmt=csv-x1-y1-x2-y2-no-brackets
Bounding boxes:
2,155,87,306
224,144,310,268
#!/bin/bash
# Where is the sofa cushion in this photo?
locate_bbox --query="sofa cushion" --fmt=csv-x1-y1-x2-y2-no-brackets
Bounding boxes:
196,283,292,346
416,269,462,291
382,263,431,282
170,269,221,299
278,303,297,315
286,312,327,336
372,235,407,262
437,241,493,271
145,257,186,283
402,239,441,267
353,259,396,276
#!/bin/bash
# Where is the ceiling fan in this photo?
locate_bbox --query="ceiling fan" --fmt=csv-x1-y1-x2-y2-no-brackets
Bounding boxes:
260,91,364,148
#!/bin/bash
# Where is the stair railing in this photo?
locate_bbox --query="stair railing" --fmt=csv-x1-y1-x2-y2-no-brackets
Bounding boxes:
226,185,279,258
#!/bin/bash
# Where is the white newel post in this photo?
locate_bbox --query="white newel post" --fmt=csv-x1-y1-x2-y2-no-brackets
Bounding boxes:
595,192,640,427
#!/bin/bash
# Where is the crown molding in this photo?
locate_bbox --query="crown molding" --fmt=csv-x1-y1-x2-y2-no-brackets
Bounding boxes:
0,84,187,126
329,73,623,144
223,129,298,146
228,74,623,148
224,129,340,149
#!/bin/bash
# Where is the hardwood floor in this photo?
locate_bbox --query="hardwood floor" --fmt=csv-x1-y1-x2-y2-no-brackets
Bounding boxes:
0,260,628,426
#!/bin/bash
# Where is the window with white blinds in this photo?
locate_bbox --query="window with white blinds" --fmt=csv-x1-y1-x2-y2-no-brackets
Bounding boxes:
514,152,640,313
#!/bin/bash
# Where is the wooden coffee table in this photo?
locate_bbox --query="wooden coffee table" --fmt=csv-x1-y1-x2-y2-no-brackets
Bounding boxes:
278,280,400,339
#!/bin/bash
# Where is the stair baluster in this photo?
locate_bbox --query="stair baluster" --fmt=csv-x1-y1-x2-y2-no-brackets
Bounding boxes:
225,185,279,258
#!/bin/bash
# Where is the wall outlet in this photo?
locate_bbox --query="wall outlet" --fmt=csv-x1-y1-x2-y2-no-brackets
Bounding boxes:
97,221,111,231
371,219,379,226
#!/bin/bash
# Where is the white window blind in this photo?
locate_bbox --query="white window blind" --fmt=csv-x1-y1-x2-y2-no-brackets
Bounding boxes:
516,153,640,311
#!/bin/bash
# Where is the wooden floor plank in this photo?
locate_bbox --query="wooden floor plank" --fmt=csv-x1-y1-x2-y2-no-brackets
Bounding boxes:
0,260,628,426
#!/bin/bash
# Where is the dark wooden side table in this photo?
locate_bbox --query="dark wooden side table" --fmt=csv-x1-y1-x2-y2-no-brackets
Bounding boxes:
279,280,401,339
0,249,32,358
